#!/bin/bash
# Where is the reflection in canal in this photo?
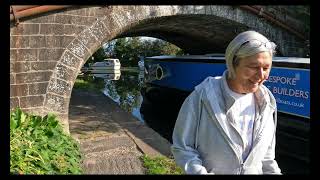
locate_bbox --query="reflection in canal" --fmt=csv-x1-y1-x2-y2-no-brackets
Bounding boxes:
88,69,186,143
101,70,145,122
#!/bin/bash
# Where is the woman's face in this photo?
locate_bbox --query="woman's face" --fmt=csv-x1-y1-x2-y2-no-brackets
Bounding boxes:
228,51,272,94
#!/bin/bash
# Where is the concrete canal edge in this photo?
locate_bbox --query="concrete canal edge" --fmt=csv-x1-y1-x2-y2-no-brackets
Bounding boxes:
68,89,173,174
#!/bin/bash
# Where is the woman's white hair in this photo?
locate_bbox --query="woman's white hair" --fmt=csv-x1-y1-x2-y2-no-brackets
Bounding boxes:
225,30,276,79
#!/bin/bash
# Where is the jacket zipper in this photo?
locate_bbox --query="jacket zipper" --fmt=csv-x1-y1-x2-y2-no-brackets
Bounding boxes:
202,101,243,174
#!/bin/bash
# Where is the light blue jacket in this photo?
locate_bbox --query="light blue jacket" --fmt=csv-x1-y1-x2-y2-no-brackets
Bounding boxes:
171,72,282,174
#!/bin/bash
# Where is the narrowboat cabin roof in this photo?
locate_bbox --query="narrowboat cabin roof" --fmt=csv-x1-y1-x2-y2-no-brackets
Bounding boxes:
272,57,310,64
146,55,309,68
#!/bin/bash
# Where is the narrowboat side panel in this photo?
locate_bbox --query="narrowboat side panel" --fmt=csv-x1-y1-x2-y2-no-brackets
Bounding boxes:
145,57,310,119
264,68,310,118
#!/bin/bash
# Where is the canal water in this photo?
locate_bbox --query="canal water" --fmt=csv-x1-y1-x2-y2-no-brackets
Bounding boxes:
90,68,180,142
85,68,309,174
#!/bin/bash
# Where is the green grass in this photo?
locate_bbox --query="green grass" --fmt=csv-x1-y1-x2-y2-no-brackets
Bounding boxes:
121,67,139,73
73,78,105,92
10,108,83,174
140,155,184,174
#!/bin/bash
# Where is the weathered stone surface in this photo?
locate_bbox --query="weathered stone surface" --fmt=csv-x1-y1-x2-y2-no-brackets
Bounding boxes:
26,14,55,23
101,18,119,37
39,48,64,61
10,24,40,35
60,50,82,69
10,84,28,97
16,71,52,84
67,38,90,59
44,93,68,113
64,24,85,36
81,136,136,154
40,24,64,35
78,29,100,54
54,63,77,82
10,49,38,62
94,6,113,17
62,7,87,16
29,36,46,48
20,108,44,117
44,35,74,48
10,74,15,84
11,62,31,73
30,62,57,71
55,14,96,26
52,113,70,134
47,78,72,96
10,36,30,48
82,155,144,174
89,20,108,42
28,82,48,95
10,97,19,109
20,95,44,108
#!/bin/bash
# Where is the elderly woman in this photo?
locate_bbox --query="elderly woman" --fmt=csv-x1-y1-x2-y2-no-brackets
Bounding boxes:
171,30,282,174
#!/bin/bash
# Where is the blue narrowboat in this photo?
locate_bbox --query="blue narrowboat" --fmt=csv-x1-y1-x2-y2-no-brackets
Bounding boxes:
142,54,310,164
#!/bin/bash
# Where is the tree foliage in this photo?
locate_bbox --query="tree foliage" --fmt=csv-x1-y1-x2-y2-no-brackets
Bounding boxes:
86,37,185,67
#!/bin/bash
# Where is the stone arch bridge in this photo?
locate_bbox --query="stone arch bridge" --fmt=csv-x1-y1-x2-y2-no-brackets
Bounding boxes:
10,5,309,133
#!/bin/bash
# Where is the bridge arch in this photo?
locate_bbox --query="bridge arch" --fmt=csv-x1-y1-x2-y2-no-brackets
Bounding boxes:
10,5,309,133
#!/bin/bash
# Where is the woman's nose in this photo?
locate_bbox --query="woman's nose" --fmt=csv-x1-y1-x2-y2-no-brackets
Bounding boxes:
257,68,264,79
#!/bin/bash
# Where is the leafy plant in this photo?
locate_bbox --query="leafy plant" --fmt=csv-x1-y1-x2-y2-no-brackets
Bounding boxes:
140,155,183,174
10,108,83,174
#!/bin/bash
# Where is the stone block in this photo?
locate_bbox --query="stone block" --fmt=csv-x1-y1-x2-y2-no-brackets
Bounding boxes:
94,6,112,17
60,50,82,69
20,108,44,116
101,18,119,37
10,36,14,48
27,14,55,23
10,63,14,73
12,49,38,62
44,35,67,48
40,24,64,35
78,16,98,26
10,36,30,48
10,74,15,84
30,61,57,71
44,93,68,113
10,24,40,35
10,50,17,61
62,7,87,16
55,113,70,134
16,71,52,84
28,82,48,95
10,84,28,97
29,35,46,48
47,78,72,96
55,14,73,24
89,20,109,42
39,48,64,61
54,63,77,82
55,14,96,26
78,29,100,54
11,62,31,73
10,97,20,110
67,38,90,59
20,95,44,108
64,24,85,36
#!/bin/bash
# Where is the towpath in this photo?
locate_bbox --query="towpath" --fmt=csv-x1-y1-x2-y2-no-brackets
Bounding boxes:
68,89,172,174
